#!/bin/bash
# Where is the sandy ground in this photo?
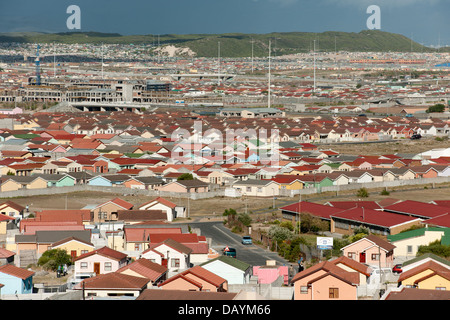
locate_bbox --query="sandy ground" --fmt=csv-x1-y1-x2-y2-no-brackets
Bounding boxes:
320,137,449,156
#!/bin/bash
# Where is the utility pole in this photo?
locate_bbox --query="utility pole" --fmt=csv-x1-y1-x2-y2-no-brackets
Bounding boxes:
251,38,254,74
313,39,316,95
101,43,104,82
53,42,56,77
268,39,271,109
218,41,221,85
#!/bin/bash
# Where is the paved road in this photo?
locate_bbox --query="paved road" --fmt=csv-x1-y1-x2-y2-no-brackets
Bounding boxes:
186,221,292,268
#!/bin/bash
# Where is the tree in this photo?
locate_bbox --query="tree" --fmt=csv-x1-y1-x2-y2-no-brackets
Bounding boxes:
237,213,252,227
268,225,293,243
426,104,446,113
37,249,72,271
222,208,237,217
177,173,194,180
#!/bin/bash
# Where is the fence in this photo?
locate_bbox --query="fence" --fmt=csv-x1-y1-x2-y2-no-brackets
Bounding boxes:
0,184,226,200
279,176,450,197
0,176,448,200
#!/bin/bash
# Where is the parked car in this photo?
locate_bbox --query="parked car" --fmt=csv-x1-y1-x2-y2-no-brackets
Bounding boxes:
223,247,236,258
241,236,252,245
410,134,422,140
392,264,403,274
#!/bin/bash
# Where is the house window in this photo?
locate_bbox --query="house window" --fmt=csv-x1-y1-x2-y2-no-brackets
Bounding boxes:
80,262,88,269
257,187,262,193
104,262,112,271
435,287,446,290
407,245,413,254
371,253,380,261
135,243,141,251
81,250,88,255
329,288,339,299
300,286,308,294
347,252,355,259
171,258,180,268
246,187,252,192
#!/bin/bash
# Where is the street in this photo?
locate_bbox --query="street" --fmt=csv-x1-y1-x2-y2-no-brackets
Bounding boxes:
187,221,292,268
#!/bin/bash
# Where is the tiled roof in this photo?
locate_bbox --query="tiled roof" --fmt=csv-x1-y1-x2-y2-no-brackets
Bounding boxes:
0,248,16,259
150,238,193,255
79,272,149,290
124,228,181,242
117,210,166,221
291,260,359,285
51,236,94,248
330,256,371,277
0,264,35,280
385,287,450,300
116,258,166,282
398,260,450,282
74,246,127,262
0,200,25,212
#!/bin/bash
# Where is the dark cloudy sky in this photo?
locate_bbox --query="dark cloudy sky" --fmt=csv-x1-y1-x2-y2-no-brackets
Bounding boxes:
0,0,448,47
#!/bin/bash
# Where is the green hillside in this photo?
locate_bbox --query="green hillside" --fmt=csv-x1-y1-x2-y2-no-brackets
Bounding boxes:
0,30,444,57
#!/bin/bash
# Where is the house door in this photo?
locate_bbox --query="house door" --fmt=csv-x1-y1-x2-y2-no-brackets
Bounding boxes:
359,252,366,263
162,258,168,268
70,250,77,261
94,262,101,275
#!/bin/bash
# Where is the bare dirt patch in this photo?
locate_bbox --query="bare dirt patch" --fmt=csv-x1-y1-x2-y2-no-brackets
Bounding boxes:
319,137,449,156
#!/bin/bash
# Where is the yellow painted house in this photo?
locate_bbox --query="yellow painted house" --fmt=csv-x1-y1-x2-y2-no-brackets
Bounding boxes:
0,214,15,235
398,261,450,290
13,119,40,130
272,176,304,190
51,237,95,261
0,176,48,192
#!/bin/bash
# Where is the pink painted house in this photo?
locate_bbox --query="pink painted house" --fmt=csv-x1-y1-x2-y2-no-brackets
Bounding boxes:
341,235,395,269
291,261,359,300
0,107,23,115
253,261,289,285
158,265,228,292
73,246,128,283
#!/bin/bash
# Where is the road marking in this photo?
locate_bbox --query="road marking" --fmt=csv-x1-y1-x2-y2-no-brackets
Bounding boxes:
212,224,240,244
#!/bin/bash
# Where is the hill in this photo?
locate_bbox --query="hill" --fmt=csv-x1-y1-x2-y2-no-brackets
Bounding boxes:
0,30,445,57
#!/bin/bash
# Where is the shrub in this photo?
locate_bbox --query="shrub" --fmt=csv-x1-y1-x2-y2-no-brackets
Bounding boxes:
237,213,252,227
177,173,194,180
417,240,450,258
426,104,445,113
356,187,369,198
380,189,390,196
37,249,72,272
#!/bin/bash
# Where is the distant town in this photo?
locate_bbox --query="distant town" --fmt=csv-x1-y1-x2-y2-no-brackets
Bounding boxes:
0,38,449,302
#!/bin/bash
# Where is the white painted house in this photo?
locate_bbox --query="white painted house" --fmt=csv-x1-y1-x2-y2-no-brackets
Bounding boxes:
200,256,252,285
140,238,192,275
137,197,185,221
